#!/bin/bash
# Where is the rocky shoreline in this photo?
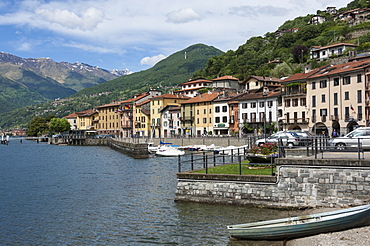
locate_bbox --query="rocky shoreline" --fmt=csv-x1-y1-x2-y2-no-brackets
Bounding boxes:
287,225,370,246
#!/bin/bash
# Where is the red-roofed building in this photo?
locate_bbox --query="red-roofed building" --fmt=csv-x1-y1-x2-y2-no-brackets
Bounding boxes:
310,43,357,60
174,78,212,98
281,58,370,135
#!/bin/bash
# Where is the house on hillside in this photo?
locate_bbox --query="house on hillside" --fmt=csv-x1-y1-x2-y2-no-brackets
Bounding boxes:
241,76,281,92
310,43,358,60
336,8,370,26
311,15,326,25
174,78,212,98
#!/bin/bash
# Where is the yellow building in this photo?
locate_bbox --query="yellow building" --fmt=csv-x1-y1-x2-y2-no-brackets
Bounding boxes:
134,100,151,137
76,109,98,130
150,94,189,138
95,102,121,136
180,91,219,137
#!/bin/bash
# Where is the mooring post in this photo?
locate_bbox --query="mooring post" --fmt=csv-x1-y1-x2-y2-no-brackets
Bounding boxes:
178,155,181,173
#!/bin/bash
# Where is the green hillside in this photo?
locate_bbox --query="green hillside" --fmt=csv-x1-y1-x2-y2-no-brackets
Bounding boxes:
0,74,47,114
73,44,223,100
193,1,370,80
0,44,223,129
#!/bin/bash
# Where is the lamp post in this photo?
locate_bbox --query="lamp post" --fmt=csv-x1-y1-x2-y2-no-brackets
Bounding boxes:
263,87,269,138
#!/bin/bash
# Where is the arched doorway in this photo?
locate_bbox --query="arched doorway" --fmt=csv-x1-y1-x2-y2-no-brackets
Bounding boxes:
332,121,340,137
346,121,359,134
313,122,328,136
288,125,302,130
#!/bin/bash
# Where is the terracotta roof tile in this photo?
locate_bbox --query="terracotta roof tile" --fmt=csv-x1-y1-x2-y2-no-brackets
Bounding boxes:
180,91,220,104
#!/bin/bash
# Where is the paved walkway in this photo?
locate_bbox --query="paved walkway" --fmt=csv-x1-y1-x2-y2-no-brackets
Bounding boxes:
285,147,370,160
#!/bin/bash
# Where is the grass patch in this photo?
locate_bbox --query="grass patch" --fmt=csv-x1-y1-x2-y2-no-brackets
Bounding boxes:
192,163,276,175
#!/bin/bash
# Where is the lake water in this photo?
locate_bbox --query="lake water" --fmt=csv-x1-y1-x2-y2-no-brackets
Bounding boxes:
0,140,296,245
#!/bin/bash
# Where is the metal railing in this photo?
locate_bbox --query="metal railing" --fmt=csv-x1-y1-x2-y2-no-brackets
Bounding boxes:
177,146,275,175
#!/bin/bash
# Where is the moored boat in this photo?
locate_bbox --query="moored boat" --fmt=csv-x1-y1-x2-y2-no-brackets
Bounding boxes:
155,146,185,157
227,204,370,240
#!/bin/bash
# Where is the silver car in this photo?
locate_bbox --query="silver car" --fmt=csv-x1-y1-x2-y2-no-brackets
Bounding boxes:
255,131,301,147
328,127,370,150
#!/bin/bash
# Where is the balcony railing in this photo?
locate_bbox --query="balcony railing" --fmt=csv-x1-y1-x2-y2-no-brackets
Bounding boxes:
180,116,194,122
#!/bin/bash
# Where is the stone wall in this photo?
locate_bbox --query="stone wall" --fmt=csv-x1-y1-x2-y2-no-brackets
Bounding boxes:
107,138,149,158
175,160,370,208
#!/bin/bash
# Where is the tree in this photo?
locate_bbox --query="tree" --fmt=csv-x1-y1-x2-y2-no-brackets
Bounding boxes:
49,118,71,133
291,45,309,63
270,62,293,78
27,116,48,136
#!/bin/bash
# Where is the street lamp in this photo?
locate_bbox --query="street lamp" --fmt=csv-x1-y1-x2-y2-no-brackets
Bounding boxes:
263,87,269,138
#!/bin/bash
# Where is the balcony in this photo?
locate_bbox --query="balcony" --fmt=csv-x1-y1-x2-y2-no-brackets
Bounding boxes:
121,124,133,129
180,116,194,122
282,118,309,124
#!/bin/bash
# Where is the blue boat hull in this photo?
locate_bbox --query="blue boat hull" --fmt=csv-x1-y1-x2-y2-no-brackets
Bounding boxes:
228,204,370,240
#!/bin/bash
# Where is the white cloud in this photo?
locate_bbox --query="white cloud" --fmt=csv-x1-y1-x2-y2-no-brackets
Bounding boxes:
18,42,32,51
166,8,201,24
63,42,123,54
35,7,104,31
140,54,166,66
229,5,290,18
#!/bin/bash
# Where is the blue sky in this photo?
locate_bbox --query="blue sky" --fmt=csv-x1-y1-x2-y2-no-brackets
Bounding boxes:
0,0,351,72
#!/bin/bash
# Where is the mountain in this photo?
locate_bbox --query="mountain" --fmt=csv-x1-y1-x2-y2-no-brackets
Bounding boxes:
0,52,132,114
0,44,223,129
0,52,132,91
73,44,224,100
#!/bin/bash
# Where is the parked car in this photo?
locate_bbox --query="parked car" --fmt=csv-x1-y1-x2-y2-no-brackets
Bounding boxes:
286,130,313,146
255,131,301,147
97,134,115,139
328,127,370,150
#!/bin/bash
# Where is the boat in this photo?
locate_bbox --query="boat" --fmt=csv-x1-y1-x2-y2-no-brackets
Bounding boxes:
227,204,370,240
148,142,159,154
155,146,185,157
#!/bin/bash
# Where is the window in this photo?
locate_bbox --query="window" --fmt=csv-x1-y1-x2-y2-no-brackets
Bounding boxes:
312,95,316,107
215,106,220,113
242,103,247,109
312,82,316,90
300,98,306,106
259,101,265,108
321,94,326,103
197,118,199,124
241,113,247,122
333,78,339,86
222,106,227,112
334,108,338,116
344,91,349,100
343,76,350,85
285,99,291,107
320,108,327,116
251,102,256,108
267,101,273,107
357,74,362,83
320,80,327,88
215,117,220,123
357,90,362,103
292,99,299,107
204,109,206,114
197,109,199,115
203,118,207,123
222,116,227,123
334,93,338,105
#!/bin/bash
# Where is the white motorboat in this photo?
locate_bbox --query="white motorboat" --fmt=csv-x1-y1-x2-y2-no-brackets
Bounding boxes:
155,146,185,157
148,142,159,154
